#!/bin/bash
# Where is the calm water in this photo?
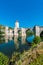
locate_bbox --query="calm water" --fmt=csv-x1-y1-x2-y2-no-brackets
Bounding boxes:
26,35,34,43
0,36,32,58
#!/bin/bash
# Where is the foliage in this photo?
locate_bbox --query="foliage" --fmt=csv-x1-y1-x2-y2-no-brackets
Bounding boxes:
29,54,43,65
0,25,5,29
0,31,5,34
31,36,41,48
40,36,43,41
10,38,43,65
18,31,21,37
32,36,41,44
0,52,9,65
31,42,37,48
0,25,5,36
10,50,31,65
10,52,20,63
10,49,43,65
26,30,34,37
17,60,22,65
9,27,13,30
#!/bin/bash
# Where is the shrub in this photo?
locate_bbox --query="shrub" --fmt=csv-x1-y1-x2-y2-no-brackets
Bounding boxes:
0,52,9,65
17,60,22,65
33,36,41,44
29,54,43,65
26,30,34,37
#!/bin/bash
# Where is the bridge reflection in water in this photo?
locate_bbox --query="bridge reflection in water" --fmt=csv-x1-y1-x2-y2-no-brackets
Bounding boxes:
0,36,31,58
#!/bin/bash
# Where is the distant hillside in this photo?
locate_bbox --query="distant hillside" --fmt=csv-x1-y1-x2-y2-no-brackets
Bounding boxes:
0,24,13,29
0,24,13,36
0,25,5,29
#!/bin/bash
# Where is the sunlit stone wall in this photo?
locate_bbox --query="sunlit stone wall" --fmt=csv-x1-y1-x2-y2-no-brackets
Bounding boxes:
21,28,26,36
34,26,43,36
9,29,13,37
40,27,43,34
5,26,9,36
14,28,18,36
35,26,40,36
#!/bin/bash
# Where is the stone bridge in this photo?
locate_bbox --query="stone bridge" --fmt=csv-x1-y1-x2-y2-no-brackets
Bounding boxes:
33,26,43,37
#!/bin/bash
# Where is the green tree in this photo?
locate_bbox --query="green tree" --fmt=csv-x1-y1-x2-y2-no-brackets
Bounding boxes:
33,36,41,44
26,30,34,37
31,36,41,48
0,52,9,65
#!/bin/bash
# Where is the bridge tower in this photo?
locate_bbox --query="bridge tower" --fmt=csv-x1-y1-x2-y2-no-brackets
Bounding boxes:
15,21,19,28
21,28,26,37
14,21,19,36
33,26,40,36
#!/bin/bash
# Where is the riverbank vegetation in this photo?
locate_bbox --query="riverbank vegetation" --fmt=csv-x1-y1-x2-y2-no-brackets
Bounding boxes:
9,42,43,65
0,25,13,37
31,36,41,48
0,52,9,65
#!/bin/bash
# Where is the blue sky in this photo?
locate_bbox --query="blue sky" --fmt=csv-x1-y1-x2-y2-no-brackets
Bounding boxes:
0,0,43,28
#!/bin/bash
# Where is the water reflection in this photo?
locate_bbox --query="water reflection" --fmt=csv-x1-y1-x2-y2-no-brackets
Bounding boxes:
21,36,26,44
5,35,9,43
14,36,19,50
14,36,18,44
0,36,31,57
9,36,13,40
18,36,30,52
0,37,5,43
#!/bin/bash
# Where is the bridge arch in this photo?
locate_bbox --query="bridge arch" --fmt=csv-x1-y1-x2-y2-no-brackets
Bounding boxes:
33,26,43,37
40,31,43,40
